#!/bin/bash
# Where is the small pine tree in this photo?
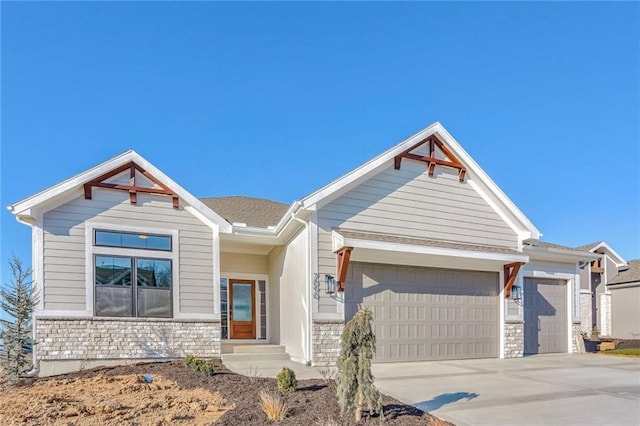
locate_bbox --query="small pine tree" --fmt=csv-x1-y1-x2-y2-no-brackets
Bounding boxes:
336,307,382,422
276,367,297,393
0,255,38,382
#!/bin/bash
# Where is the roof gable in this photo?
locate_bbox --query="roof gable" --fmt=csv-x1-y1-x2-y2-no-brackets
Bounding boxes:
575,241,627,267
301,122,541,240
7,150,232,233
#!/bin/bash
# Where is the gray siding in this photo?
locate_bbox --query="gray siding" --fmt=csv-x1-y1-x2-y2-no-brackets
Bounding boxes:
610,284,640,339
315,161,518,315
42,189,214,316
605,256,618,283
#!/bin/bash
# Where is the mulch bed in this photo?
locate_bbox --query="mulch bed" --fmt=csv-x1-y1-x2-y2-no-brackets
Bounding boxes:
15,360,449,425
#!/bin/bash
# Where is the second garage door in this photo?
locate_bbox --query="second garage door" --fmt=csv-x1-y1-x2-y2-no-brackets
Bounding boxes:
345,262,499,362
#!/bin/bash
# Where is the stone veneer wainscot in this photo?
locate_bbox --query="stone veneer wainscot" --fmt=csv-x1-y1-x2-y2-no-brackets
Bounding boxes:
36,317,221,361
504,321,524,358
312,319,344,366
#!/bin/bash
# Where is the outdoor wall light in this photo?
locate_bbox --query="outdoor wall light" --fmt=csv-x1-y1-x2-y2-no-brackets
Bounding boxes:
511,285,523,303
325,275,336,295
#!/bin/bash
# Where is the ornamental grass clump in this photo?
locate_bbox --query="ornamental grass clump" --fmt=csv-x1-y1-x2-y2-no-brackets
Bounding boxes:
259,390,288,421
276,367,297,393
336,307,382,423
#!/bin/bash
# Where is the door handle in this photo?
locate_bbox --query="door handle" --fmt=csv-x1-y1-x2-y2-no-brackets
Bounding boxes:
538,318,541,332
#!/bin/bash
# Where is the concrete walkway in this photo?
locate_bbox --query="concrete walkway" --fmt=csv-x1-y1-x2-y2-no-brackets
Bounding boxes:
372,354,640,426
223,358,325,380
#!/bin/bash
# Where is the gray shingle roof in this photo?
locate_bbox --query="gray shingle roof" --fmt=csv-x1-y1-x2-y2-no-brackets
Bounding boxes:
609,259,640,285
574,241,603,252
523,239,587,252
337,229,524,255
199,196,289,228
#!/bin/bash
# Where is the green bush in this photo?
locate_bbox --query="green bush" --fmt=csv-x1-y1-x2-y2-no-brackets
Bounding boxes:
276,367,297,393
183,355,216,376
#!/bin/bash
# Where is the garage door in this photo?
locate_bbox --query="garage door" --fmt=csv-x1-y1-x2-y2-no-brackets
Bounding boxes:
523,278,567,354
345,262,499,362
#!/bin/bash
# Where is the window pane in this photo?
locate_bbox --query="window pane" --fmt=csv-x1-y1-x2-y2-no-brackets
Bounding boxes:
220,278,228,339
259,280,267,340
122,233,147,249
232,283,252,322
95,286,132,316
95,230,171,251
137,259,172,288
137,288,171,317
146,235,171,250
95,231,122,247
95,256,132,286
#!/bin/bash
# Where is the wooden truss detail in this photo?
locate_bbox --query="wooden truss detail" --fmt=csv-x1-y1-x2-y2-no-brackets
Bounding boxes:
394,134,467,182
336,246,353,292
503,262,525,299
83,161,179,208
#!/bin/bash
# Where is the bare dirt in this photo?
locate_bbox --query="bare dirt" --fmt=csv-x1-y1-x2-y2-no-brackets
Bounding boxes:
0,360,450,425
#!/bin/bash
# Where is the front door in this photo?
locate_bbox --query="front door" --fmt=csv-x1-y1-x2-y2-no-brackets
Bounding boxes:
229,279,256,339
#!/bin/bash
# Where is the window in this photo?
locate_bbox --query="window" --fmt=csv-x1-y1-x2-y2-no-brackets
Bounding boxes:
95,230,171,251
93,230,173,318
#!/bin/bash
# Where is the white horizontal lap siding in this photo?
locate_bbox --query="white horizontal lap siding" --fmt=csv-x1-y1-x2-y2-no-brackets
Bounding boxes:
319,164,518,248
315,163,518,315
42,190,215,315
179,230,214,315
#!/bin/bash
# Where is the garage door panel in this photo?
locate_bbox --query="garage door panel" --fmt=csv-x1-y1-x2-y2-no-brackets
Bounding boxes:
347,262,499,362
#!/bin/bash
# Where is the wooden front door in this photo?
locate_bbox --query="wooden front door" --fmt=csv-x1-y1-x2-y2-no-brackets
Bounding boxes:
229,279,256,339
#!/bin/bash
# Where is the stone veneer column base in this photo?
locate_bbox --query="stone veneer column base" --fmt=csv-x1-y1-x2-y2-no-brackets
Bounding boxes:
580,291,593,335
572,323,583,353
504,321,524,358
36,317,221,376
312,319,344,367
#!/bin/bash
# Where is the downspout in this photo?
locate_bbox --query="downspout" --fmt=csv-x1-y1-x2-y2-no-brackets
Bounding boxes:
14,215,40,377
291,212,313,365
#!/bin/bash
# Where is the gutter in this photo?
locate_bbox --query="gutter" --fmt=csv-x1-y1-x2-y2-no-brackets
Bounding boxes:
524,246,601,262
290,212,313,365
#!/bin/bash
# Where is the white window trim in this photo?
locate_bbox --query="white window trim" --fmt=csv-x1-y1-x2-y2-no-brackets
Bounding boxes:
220,272,270,343
85,222,180,319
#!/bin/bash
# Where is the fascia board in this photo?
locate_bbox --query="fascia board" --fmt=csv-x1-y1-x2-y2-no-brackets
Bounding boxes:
590,241,627,267
299,122,541,239
434,124,542,239
7,150,136,215
524,246,601,263
7,150,232,233
301,122,441,208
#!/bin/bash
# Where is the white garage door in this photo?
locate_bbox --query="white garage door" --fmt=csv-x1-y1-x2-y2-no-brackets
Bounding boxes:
345,262,499,362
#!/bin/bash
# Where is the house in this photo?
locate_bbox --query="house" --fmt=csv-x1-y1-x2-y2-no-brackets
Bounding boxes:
576,242,639,340
8,122,603,376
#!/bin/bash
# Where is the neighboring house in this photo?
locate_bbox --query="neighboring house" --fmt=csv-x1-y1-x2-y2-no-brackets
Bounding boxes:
8,122,604,376
576,241,638,339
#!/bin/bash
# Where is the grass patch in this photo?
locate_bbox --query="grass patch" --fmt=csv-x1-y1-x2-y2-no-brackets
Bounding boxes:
601,348,640,357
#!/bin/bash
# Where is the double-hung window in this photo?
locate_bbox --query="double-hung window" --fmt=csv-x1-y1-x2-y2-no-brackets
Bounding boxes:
94,229,173,318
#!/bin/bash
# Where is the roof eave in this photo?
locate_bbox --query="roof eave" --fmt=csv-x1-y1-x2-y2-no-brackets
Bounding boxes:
523,246,601,263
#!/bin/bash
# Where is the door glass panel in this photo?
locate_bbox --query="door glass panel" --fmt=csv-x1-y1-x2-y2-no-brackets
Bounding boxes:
232,283,252,322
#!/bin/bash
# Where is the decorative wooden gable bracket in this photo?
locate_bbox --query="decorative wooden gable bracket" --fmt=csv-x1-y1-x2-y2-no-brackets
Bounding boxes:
503,262,525,298
394,134,467,182
83,161,180,209
336,246,353,292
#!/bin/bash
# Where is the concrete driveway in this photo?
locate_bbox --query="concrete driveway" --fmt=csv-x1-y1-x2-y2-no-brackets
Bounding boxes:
372,354,640,426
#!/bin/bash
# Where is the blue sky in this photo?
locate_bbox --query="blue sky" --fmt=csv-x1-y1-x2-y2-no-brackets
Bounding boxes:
1,2,639,293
